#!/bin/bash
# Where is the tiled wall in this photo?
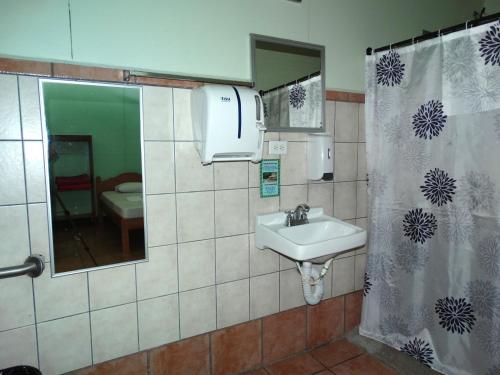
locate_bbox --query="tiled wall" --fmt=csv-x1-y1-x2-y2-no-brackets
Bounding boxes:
72,292,363,375
0,73,367,375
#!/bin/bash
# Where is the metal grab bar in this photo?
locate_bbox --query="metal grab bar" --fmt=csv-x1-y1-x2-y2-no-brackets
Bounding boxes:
0,255,45,279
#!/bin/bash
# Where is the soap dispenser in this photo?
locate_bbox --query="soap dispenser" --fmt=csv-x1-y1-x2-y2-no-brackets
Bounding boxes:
307,134,333,181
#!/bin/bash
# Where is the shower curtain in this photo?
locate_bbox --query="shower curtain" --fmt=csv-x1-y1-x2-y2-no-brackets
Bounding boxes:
361,20,500,375
262,75,322,129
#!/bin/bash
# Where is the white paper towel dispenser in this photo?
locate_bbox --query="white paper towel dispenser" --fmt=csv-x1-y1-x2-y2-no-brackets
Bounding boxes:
307,134,333,181
191,84,266,165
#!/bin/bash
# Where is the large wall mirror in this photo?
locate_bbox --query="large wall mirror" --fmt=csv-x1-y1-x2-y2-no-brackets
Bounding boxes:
251,34,325,132
40,80,147,275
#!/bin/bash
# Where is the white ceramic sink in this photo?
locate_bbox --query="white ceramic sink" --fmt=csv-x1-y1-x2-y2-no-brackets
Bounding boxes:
255,208,367,261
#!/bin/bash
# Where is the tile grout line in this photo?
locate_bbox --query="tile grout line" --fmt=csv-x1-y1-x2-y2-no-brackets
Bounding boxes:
171,88,182,343
87,272,94,365
134,264,140,352
213,148,218,331
17,74,41,370
247,160,251,323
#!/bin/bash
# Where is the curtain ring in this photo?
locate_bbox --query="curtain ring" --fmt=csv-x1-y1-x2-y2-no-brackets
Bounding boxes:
465,20,470,29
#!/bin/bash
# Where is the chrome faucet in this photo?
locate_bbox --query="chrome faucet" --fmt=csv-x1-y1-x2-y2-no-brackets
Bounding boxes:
285,203,310,227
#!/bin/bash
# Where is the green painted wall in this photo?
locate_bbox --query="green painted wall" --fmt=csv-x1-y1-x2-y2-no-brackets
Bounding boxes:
43,82,141,215
255,48,320,92
485,0,500,14
0,0,484,92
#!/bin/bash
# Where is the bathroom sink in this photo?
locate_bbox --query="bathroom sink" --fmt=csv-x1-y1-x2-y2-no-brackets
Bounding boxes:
255,208,367,261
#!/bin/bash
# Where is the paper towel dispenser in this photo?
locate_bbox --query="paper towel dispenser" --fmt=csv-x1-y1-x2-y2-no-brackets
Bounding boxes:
191,84,266,165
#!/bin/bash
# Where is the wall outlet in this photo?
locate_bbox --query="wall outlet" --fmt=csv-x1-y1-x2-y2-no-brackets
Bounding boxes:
269,141,288,155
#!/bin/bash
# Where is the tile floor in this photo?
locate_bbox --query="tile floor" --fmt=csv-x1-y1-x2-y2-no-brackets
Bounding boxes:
243,338,397,375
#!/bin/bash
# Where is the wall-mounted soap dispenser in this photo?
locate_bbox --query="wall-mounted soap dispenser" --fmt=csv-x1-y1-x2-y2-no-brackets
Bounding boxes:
307,134,333,181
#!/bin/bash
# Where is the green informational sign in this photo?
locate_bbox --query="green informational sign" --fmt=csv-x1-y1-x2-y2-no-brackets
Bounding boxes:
260,159,280,198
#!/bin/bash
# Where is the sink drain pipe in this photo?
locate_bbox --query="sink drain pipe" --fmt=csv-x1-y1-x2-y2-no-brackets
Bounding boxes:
296,259,334,305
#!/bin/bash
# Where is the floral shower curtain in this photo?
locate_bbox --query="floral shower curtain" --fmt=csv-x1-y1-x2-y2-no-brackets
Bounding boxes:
262,74,322,128
361,21,500,375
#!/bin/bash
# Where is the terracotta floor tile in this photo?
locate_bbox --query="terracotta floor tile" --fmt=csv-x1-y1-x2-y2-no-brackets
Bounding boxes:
72,352,147,375
150,334,210,375
243,369,269,375
311,339,364,368
263,307,307,363
344,291,363,332
211,320,262,375
266,353,325,375
307,296,344,348
330,354,397,375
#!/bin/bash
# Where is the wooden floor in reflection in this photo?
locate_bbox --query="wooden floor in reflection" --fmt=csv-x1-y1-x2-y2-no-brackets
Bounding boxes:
53,218,145,273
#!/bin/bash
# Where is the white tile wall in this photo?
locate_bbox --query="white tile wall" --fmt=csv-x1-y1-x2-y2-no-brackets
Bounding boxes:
248,188,279,233
146,193,177,246
250,272,279,319
144,141,175,194
138,294,179,350
19,76,42,140
38,313,92,375
179,286,216,338
279,268,306,311
136,245,178,299
280,184,307,211
88,265,136,310
332,256,355,297
90,303,138,364
280,142,307,185
0,325,38,369
178,239,215,291
216,278,250,328
249,234,279,277
334,143,358,182
142,86,173,141
175,141,213,192
307,182,334,216
176,191,214,242
0,142,26,205
333,181,357,219
23,141,46,203
215,234,249,283
27,203,50,260
214,189,249,237
173,88,193,140
34,270,88,322
335,102,359,142
0,74,21,140
0,277,35,331
214,161,248,190
0,204,30,268
0,73,368,373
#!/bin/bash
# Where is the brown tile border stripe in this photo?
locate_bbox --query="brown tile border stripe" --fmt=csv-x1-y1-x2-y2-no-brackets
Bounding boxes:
70,291,363,375
0,56,364,101
0,57,51,76
326,90,365,103
52,63,124,82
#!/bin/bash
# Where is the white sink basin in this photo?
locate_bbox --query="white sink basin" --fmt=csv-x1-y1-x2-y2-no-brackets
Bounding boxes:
255,208,367,261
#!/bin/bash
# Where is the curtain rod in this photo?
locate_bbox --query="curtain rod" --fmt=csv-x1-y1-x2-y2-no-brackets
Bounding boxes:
366,11,500,55
260,71,320,96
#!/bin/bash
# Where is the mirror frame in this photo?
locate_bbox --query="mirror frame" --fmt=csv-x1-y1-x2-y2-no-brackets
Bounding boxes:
250,34,326,133
39,78,148,277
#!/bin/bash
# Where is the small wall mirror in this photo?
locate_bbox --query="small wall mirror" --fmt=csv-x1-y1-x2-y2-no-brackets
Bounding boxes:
40,80,147,274
251,34,325,132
